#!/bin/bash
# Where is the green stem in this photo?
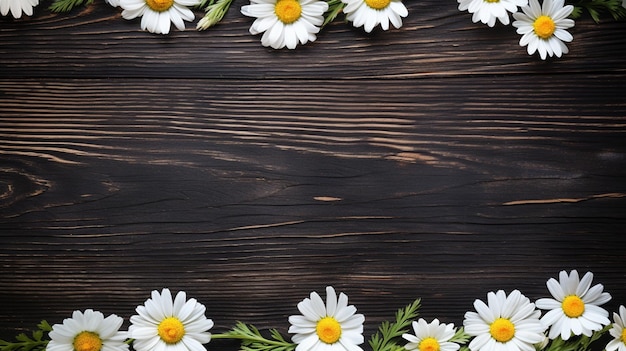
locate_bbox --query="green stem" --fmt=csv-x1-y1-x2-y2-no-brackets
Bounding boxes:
322,0,344,27
0,339,48,351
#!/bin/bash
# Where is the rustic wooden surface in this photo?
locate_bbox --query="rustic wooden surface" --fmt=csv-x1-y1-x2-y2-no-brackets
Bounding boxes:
1,0,625,348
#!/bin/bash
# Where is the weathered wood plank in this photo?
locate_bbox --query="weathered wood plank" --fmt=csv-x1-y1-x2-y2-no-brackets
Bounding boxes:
1,0,625,78
0,77,625,342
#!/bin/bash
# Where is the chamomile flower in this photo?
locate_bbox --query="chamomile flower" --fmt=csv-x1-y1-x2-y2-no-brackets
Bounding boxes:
536,270,612,341
340,0,408,33
47,309,128,351
457,0,527,27
241,0,328,49
606,306,626,351
0,0,39,18
119,0,200,34
129,288,214,351
288,286,365,351
463,290,545,351
512,0,574,60
403,318,460,351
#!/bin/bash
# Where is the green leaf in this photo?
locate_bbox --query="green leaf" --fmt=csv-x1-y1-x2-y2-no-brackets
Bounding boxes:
48,0,93,12
14,335,29,343
322,0,344,27
449,327,471,345
542,327,611,351
570,5,584,18
589,7,600,22
212,322,297,351
0,321,50,351
368,299,421,351
196,0,234,30
37,321,52,333
567,0,626,22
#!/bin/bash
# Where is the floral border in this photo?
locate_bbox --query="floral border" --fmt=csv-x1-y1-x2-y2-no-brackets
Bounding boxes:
1,270,625,351
1,0,626,58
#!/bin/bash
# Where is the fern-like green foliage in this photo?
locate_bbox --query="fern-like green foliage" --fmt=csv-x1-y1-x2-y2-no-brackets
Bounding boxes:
48,0,93,12
542,325,610,351
0,321,51,351
214,322,297,351
368,299,421,351
322,0,345,27
448,327,471,346
568,0,626,22
196,0,234,30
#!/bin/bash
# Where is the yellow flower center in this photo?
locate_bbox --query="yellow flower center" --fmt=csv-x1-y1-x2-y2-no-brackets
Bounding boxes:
364,0,390,10
274,0,301,24
158,317,185,344
73,332,102,351
316,317,342,344
562,295,585,318
484,0,499,2
621,328,626,344
145,0,173,12
533,15,556,39
418,337,440,351
489,318,515,343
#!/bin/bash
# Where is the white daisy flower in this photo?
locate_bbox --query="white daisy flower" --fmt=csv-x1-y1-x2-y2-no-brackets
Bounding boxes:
606,306,626,351
463,290,545,351
288,286,365,351
340,0,408,33
0,0,39,18
241,0,328,49
106,0,120,7
47,309,128,351
403,318,460,351
119,0,200,34
512,0,575,60
457,0,527,27
536,270,612,341
129,288,214,351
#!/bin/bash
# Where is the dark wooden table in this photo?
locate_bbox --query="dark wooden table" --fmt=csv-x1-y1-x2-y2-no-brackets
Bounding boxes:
1,0,625,348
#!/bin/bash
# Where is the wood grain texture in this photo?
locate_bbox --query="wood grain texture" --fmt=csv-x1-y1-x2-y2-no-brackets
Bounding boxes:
1,77,625,341
1,0,626,78
1,0,626,347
